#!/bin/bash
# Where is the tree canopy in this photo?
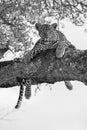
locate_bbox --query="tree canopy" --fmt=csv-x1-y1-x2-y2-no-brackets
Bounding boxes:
0,0,87,59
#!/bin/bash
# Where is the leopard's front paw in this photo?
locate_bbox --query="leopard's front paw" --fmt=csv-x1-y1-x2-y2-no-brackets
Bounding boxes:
56,44,66,58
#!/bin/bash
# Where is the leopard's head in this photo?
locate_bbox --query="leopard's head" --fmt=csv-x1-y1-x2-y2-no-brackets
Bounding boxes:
35,23,58,42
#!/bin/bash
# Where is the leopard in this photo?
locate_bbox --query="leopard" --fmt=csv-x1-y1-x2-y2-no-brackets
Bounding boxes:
15,23,75,109
24,23,75,91
24,22,75,63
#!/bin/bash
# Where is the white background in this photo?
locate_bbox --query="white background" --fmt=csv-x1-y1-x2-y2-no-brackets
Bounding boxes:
0,20,87,130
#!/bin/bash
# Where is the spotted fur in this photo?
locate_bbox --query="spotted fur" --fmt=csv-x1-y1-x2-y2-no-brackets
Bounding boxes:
25,80,31,99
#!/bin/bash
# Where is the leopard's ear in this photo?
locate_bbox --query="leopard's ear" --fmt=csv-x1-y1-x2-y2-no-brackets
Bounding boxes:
35,23,42,31
51,23,57,29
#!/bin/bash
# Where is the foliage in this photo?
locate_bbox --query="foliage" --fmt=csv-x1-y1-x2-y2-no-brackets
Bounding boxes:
0,0,87,59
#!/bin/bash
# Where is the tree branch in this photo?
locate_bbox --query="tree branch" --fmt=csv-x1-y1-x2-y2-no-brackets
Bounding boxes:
0,44,87,88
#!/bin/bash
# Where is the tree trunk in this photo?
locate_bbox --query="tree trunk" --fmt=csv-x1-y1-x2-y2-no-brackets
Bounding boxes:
0,45,87,88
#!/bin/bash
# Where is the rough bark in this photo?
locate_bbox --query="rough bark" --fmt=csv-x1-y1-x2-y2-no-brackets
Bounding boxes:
0,44,87,88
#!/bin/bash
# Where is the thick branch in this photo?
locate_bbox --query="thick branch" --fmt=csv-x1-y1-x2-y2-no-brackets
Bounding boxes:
0,45,87,88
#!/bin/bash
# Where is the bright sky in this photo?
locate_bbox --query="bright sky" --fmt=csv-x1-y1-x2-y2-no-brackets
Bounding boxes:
0,20,87,130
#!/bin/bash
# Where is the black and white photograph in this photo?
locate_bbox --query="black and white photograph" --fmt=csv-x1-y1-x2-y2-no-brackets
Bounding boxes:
0,0,87,130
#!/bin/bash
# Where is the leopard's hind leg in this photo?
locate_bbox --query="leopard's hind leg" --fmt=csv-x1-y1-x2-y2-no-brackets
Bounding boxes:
24,79,31,99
